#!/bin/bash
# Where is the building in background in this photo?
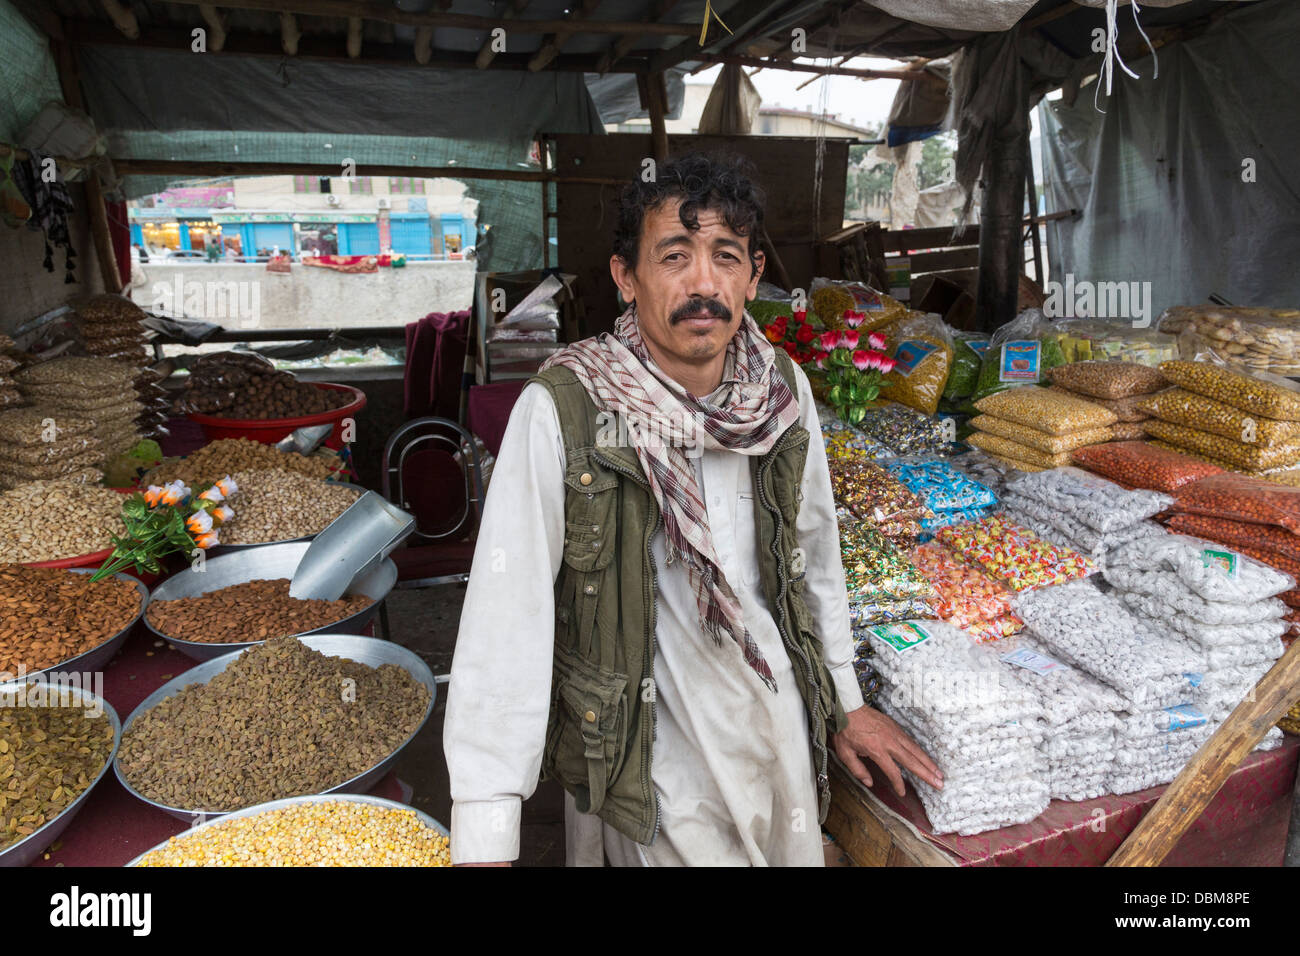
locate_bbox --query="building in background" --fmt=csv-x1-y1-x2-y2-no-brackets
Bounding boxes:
128,176,478,260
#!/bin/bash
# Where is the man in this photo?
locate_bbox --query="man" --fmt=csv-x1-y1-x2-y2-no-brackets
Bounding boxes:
444,152,942,867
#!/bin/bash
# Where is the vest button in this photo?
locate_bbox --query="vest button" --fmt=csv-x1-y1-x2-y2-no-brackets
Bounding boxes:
584,584,596,595
590,541,601,551
591,524,600,533
580,472,593,486
584,710,596,723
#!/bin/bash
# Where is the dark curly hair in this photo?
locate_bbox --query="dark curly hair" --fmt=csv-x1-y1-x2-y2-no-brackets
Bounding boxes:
612,152,766,278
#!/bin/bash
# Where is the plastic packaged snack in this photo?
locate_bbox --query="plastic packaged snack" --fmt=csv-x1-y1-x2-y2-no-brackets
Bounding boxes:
1004,466,1173,533
1159,306,1300,375
1106,533,1294,603
942,333,991,404
829,457,932,525
854,402,950,456
1158,360,1300,421
1070,440,1223,492
934,515,1095,591
1141,419,1300,471
974,386,1118,436
1171,473,1300,534
880,458,996,512
911,542,1018,629
839,523,937,605
1138,387,1300,445
1049,386,1151,423
968,415,1112,454
967,432,1073,470
919,504,995,535
848,597,938,628
1000,497,1165,564
809,278,907,332
1049,361,1166,399
971,309,1070,403
1051,317,1177,366
877,314,953,416
1165,513,1300,564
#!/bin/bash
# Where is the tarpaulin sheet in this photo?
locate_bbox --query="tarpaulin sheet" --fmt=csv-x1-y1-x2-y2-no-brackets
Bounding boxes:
1040,0,1300,313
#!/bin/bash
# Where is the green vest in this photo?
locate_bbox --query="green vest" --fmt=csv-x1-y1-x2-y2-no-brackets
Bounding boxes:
529,351,849,847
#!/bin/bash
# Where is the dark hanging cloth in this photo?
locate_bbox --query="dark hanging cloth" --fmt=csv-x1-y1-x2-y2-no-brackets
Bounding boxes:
12,149,77,283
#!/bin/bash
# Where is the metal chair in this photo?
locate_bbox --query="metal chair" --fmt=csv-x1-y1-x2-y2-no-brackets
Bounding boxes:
377,416,485,640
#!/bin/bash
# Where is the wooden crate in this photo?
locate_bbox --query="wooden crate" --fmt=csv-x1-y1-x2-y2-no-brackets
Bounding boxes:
824,758,956,867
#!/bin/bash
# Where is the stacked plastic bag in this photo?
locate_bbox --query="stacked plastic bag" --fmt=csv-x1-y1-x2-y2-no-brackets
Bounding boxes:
1103,535,1291,721
880,458,997,538
857,619,1049,835
968,386,1117,471
1048,360,1167,442
997,466,1171,567
13,357,142,466
0,406,102,490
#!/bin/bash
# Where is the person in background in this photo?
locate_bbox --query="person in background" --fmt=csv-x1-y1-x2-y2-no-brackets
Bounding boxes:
444,152,942,867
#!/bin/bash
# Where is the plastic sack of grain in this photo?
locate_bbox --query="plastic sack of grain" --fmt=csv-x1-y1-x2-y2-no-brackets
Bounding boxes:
968,414,1113,454
1014,580,1202,708
1050,386,1152,423
1112,580,1286,627
975,386,1118,436
1139,387,1300,444
877,314,954,416
1004,467,1173,533
1049,360,1166,400
966,431,1075,470
1159,360,1300,422
1142,418,1300,471
1106,533,1294,603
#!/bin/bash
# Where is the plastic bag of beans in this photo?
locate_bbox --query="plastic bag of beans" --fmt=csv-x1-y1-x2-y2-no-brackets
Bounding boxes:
974,385,1118,435
942,333,991,403
1049,361,1166,399
1141,419,1300,471
1110,421,1148,441
1166,513,1300,564
877,314,953,416
1159,360,1300,421
1139,387,1300,444
969,415,1112,454
1070,440,1223,492
967,431,1073,470
1048,385,1150,422
1172,473,1300,534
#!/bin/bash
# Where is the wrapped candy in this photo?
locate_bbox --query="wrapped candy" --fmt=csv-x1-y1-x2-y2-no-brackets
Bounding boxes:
839,523,936,605
911,543,1022,637
934,515,1096,592
881,458,997,512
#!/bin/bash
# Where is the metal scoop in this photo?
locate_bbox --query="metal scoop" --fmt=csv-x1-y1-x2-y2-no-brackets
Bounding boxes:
289,491,416,601
275,423,334,456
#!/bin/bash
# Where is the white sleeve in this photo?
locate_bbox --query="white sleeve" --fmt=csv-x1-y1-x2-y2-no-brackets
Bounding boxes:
791,365,865,714
443,382,567,863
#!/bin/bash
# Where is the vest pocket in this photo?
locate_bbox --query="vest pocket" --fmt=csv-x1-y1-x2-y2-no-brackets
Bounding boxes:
544,648,629,815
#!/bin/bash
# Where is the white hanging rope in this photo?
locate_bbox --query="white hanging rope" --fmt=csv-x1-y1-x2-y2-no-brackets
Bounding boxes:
1093,0,1160,112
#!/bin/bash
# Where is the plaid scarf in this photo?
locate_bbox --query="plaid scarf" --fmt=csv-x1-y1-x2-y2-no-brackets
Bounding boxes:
542,305,800,692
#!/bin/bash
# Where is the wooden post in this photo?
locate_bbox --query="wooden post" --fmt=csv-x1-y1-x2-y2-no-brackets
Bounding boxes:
1107,641,1300,867
974,72,1028,333
646,71,669,165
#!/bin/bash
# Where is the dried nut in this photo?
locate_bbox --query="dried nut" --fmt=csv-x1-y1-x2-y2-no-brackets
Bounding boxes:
0,481,127,563
0,565,140,673
1048,361,1166,400
146,578,372,644
143,440,338,487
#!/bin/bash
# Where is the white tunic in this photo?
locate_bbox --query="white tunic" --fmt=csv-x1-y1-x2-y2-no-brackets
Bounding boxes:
443,362,863,866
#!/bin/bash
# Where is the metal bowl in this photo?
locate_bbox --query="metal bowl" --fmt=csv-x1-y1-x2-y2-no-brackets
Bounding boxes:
0,681,121,868
114,633,436,821
207,481,369,555
19,570,148,684
144,540,396,662
125,793,448,866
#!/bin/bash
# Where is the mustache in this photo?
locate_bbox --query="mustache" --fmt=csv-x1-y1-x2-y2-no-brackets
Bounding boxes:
669,298,732,325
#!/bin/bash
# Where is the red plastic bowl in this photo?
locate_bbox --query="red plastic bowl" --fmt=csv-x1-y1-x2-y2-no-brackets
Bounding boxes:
186,383,366,450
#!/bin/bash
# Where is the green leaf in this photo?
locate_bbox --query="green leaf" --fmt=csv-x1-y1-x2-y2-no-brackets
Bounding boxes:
827,384,842,406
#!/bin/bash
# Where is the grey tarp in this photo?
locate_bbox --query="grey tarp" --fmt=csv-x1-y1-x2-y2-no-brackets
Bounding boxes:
1039,0,1300,312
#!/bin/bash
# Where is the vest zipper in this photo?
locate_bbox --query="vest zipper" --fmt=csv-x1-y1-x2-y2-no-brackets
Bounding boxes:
754,432,830,809
592,449,662,843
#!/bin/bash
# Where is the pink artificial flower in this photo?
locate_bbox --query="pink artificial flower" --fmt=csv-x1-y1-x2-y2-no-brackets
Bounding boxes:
839,329,860,350
851,350,872,371
867,330,887,350
817,330,841,351
878,353,898,374
842,310,865,329
814,355,826,371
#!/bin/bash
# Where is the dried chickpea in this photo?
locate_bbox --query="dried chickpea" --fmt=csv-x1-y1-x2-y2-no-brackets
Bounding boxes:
1159,360,1300,421
974,386,1117,436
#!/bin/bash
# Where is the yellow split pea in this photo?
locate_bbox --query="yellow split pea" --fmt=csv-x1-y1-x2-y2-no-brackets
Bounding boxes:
135,801,451,867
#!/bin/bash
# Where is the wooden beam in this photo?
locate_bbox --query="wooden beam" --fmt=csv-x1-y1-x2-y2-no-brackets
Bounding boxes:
646,71,670,163
159,0,699,37
529,0,602,72
280,12,300,56
414,26,432,65
595,0,680,75
476,0,530,68
98,0,139,39
346,15,362,59
707,54,922,80
197,4,227,52
1108,641,1300,867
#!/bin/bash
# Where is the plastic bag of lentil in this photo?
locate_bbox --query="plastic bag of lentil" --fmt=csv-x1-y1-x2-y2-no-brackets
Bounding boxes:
1048,360,1166,400
969,414,1113,454
1159,359,1300,421
1141,419,1300,471
1139,387,1300,444
876,314,953,416
1070,440,1223,493
971,309,1070,403
1172,472,1300,534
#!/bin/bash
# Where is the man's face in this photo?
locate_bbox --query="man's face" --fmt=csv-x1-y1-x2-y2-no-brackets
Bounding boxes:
611,198,764,378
